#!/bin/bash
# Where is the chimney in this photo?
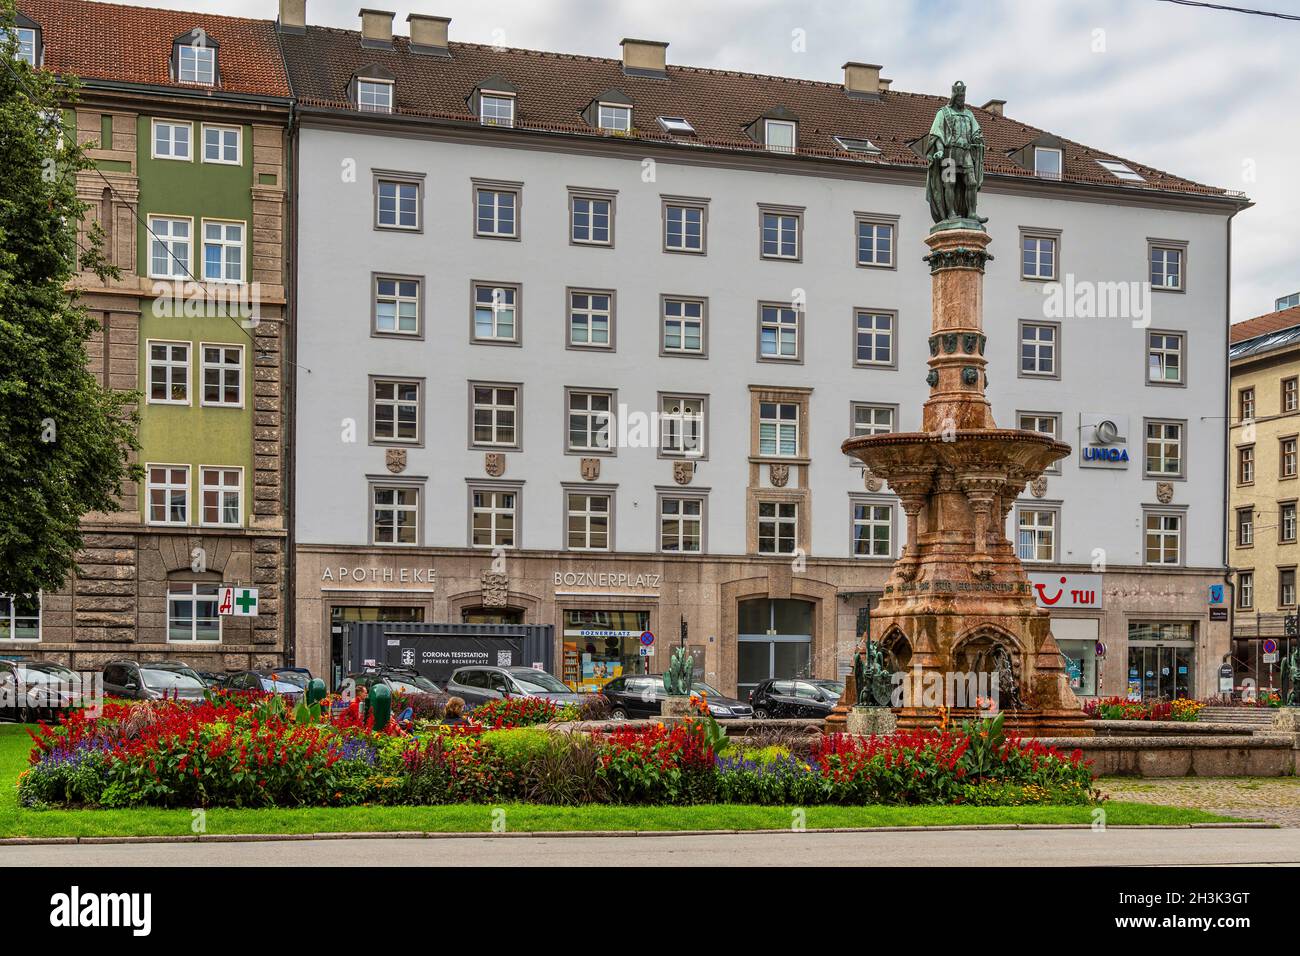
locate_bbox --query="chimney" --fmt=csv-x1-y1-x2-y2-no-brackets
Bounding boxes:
278,0,306,34
980,99,1006,117
359,8,394,46
842,62,883,97
620,38,668,77
407,13,450,55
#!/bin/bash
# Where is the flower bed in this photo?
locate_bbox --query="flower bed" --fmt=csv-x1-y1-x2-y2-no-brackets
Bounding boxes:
1082,697,1204,722
18,696,1095,809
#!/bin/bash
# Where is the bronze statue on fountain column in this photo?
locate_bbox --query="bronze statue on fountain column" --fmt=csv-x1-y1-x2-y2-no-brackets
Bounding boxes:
925,81,987,227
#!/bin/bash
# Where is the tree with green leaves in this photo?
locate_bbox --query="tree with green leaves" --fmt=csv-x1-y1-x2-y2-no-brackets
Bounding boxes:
0,6,140,600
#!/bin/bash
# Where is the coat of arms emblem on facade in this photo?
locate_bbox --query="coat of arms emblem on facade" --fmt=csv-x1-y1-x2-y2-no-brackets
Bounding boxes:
480,570,509,607
484,452,506,477
862,467,884,492
673,460,694,485
1030,475,1048,498
385,448,407,474
580,457,601,481
1156,481,1174,504
770,463,790,488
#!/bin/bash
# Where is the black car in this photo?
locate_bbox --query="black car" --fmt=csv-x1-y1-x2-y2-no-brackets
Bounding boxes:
444,665,586,708
102,660,208,702
748,678,843,718
0,660,85,722
601,675,754,720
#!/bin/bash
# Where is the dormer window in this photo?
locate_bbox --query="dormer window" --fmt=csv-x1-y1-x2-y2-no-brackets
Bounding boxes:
765,119,796,154
1096,159,1145,183
12,27,36,65
1033,146,1063,180
598,103,632,132
8,15,42,66
479,92,515,127
173,29,218,86
358,79,393,113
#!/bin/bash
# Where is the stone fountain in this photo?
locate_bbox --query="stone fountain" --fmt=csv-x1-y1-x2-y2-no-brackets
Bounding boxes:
832,81,1090,736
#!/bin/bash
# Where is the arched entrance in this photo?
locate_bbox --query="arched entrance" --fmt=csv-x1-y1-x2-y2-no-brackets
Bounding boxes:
737,598,815,699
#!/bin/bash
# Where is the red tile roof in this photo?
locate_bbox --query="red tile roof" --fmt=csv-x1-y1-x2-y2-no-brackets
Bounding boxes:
281,25,1235,200
18,0,291,98
1230,305,1300,344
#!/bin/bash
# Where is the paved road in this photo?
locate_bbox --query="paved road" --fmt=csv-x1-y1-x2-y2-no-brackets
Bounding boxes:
3,827,1298,866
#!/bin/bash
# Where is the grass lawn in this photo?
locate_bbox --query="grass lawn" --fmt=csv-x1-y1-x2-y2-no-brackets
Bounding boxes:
0,724,1238,839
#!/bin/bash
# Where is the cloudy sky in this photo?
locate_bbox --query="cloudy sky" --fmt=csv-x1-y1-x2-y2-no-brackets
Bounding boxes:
102,0,1300,321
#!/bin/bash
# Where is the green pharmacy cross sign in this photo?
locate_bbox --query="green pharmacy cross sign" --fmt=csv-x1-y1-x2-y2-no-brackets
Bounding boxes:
218,586,260,617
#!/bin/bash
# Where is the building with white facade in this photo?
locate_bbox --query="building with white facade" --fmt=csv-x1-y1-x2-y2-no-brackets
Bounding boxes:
279,4,1247,699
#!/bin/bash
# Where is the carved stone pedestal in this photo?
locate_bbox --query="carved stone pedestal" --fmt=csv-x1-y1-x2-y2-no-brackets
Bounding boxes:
1273,707,1300,734
845,706,897,737
661,696,694,719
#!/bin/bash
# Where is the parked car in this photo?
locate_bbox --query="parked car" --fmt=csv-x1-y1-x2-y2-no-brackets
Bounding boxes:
748,678,842,719
350,666,442,697
444,665,586,708
0,659,86,722
102,660,208,702
220,669,305,698
601,675,754,720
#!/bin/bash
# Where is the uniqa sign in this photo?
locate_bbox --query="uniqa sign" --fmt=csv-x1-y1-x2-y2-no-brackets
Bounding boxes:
1078,414,1129,470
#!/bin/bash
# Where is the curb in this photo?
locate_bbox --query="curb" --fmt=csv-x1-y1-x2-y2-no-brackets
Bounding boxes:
0,820,1273,847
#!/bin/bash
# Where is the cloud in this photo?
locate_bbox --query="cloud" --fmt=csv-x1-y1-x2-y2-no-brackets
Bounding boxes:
90,0,1298,318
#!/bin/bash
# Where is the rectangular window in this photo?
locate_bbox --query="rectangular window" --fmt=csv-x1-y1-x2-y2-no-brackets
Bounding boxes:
662,297,705,355
597,103,631,131
471,488,516,548
167,584,220,643
567,391,612,452
376,178,420,230
1240,387,1255,422
1144,512,1183,565
1018,412,1061,473
201,344,242,407
567,493,611,550
202,220,244,282
1033,147,1062,179
1021,234,1057,280
475,186,518,238
1144,420,1184,477
148,341,189,404
1238,571,1253,610
1017,509,1057,562
479,93,515,127
147,465,190,526
760,210,800,259
148,216,191,279
759,402,799,457
759,303,800,361
13,27,37,66
1239,446,1255,484
569,290,613,348
200,467,241,527
852,404,895,438
177,44,215,85
1150,244,1184,290
1283,438,1298,479
852,501,892,558
357,79,393,113
570,194,613,245
854,310,894,367
1147,331,1184,385
1237,507,1254,547
660,395,705,457
471,384,519,448
764,119,796,153
202,124,241,164
373,485,419,546
372,379,420,444
472,283,518,343
660,496,704,553
757,501,798,554
856,218,895,268
152,120,191,160
664,203,705,253
1282,502,1298,544
1020,322,1058,377
1282,569,1297,608
0,594,40,641
1284,377,1298,413
374,276,421,336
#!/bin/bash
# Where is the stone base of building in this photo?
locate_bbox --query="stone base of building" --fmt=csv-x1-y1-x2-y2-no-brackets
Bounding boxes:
845,706,896,736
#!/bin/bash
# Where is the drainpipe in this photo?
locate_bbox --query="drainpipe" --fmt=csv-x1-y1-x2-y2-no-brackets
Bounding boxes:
284,97,299,670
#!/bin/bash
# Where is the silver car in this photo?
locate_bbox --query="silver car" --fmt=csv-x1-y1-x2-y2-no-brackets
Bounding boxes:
445,665,585,708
